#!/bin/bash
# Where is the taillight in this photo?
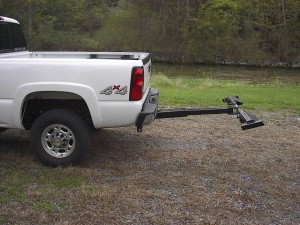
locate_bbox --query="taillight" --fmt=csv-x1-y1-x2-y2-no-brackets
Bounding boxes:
130,67,144,101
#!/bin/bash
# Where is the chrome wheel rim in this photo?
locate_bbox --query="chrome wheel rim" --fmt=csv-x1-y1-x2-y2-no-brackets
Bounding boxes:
41,124,76,158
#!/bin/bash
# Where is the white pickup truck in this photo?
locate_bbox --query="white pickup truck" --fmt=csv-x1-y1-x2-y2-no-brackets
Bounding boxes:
0,16,264,166
0,16,159,166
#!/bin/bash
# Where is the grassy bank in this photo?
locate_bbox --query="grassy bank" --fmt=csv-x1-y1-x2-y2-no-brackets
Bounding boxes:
152,73,300,114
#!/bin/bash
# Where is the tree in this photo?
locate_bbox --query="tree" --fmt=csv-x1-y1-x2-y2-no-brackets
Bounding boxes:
78,0,108,38
238,0,299,62
186,0,239,62
0,0,298,63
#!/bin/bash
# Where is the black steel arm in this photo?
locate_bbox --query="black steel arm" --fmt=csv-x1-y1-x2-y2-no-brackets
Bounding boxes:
156,107,233,119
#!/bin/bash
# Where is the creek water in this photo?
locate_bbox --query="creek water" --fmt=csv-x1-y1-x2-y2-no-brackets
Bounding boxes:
154,63,300,85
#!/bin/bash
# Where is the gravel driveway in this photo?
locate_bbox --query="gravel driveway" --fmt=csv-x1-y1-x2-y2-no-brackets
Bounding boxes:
0,112,299,224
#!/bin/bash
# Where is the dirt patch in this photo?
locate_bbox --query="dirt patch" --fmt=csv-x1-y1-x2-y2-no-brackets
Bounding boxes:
0,112,299,224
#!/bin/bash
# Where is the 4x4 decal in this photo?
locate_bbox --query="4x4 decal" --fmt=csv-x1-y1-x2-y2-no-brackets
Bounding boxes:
100,85,128,95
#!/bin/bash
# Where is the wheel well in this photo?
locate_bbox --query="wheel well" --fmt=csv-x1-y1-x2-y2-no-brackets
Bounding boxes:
22,92,93,130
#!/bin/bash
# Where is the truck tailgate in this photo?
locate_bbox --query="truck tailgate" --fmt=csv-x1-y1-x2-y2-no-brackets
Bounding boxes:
142,54,152,92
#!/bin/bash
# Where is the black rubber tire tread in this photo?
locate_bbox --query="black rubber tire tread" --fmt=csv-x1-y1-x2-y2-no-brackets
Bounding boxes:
30,109,91,167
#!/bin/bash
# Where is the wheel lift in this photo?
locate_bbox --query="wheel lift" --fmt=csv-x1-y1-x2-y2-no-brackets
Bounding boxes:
156,96,264,130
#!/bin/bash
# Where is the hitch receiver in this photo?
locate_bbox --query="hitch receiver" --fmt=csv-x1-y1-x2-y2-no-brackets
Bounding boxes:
156,96,264,130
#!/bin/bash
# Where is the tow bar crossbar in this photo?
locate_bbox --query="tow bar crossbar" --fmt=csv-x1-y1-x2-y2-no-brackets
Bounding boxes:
156,96,264,130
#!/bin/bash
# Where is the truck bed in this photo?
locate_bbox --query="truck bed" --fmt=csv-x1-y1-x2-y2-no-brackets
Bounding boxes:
0,51,150,63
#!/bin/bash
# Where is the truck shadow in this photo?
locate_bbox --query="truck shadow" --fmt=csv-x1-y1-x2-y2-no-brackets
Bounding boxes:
0,128,154,166
0,129,34,164
84,128,157,166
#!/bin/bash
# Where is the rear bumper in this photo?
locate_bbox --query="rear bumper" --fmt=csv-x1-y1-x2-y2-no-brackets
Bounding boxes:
136,88,159,132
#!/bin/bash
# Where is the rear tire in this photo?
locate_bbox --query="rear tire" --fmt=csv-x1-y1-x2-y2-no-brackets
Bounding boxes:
30,109,91,166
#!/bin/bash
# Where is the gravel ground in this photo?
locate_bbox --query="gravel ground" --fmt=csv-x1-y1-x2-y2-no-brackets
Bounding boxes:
86,112,300,224
0,112,300,224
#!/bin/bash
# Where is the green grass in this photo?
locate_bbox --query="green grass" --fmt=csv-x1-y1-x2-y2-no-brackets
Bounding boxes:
152,73,300,113
0,165,84,212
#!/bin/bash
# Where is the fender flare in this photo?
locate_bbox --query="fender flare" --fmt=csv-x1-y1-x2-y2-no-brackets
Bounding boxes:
13,82,102,128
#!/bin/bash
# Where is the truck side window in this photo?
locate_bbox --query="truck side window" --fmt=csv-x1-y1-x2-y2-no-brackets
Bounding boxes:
0,22,12,53
7,22,27,52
